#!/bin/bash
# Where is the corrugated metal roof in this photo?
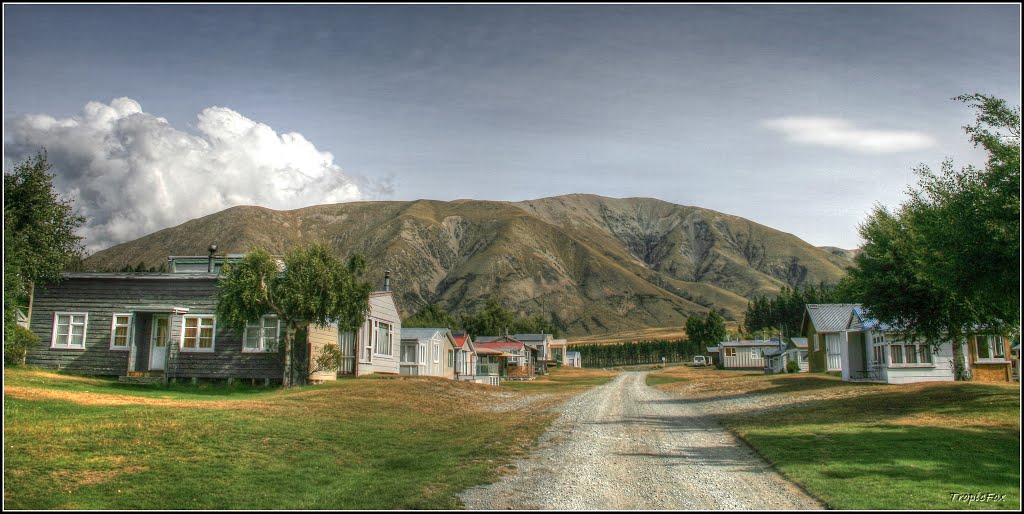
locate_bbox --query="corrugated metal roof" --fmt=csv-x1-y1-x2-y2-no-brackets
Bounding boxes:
718,341,783,347
63,272,219,280
789,337,808,348
513,333,552,342
805,303,862,333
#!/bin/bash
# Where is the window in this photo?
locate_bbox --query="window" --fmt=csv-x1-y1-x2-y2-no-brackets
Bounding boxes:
976,335,1006,361
887,339,932,367
110,313,132,350
814,337,820,352
373,321,392,356
433,342,440,363
244,316,279,352
724,347,736,357
448,349,454,368
52,312,88,349
400,343,417,363
181,316,216,352
751,348,762,361
800,351,808,362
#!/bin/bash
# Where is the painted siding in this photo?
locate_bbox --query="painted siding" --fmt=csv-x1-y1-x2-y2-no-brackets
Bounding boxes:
28,277,282,380
881,339,956,384
721,345,775,369
354,293,402,376
308,325,339,382
966,335,1013,382
802,319,827,373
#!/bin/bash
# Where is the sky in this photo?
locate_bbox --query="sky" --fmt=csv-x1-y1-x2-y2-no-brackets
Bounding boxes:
3,4,1020,254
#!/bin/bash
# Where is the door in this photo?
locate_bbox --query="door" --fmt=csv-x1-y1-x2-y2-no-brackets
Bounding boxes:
825,333,842,371
149,315,169,371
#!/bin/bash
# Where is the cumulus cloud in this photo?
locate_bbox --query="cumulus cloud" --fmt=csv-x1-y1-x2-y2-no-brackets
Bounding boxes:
4,97,373,254
761,117,936,154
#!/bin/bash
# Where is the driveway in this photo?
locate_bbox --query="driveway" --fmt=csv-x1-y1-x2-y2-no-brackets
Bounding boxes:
458,371,822,510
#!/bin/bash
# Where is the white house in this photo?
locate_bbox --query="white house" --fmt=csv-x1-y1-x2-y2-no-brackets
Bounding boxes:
399,328,457,379
564,351,582,368
785,337,809,372
307,285,402,381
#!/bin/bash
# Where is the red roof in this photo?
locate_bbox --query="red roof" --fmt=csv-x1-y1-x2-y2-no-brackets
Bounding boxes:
475,341,524,352
452,333,471,349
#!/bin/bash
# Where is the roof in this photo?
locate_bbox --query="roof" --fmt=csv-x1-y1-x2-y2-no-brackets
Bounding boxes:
400,328,450,341
451,333,472,349
513,333,553,342
787,337,808,349
706,345,720,353
718,340,783,347
804,304,862,333
475,347,504,356
762,348,786,357
475,335,523,344
63,272,219,280
475,341,525,352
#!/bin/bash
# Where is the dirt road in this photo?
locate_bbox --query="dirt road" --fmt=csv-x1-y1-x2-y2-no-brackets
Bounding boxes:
458,371,822,510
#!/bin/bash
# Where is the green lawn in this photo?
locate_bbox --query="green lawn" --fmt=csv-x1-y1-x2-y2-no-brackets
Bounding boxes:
719,380,1021,510
2,366,599,509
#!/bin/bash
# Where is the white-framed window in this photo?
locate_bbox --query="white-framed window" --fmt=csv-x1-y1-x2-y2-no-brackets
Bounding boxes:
814,337,820,352
887,339,932,367
109,313,133,350
976,335,1006,361
800,351,808,362
724,347,737,357
433,342,440,363
448,348,454,368
51,312,88,349
751,348,762,361
400,343,417,363
373,321,392,356
244,315,279,352
181,315,216,352
418,343,427,365
872,334,886,367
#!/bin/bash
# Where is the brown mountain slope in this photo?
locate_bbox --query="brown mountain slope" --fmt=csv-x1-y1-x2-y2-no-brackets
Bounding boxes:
84,195,849,336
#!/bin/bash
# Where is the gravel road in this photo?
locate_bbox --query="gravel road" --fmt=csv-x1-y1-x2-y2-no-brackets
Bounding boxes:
458,371,822,510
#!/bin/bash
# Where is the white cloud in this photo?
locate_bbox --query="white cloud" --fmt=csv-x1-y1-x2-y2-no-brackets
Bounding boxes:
761,117,936,154
4,97,373,254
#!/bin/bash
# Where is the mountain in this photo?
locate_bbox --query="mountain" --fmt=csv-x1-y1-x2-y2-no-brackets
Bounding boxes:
84,194,851,336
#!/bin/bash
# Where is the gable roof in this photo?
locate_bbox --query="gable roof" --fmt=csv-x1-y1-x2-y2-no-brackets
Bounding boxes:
400,328,449,341
475,341,525,352
718,340,784,347
475,335,523,344
803,304,862,334
451,333,473,350
786,337,808,350
513,333,553,343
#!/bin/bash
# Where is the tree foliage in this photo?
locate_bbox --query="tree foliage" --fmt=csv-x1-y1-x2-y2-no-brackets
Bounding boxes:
684,310,728,347
574,339,702,368
215,244,374,386
843,94,1020,380
3,150,85,347
743,282,852,337
403,303,460,330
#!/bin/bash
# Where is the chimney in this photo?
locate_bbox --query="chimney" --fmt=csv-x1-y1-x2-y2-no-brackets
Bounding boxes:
384,270,391,291
208,244,218,273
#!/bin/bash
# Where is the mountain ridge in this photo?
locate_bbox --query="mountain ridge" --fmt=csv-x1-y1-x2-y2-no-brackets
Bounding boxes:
85,194,852,336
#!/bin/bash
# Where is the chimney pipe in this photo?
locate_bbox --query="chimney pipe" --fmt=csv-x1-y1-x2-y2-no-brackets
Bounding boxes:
384,270,391,291
208,244,218,273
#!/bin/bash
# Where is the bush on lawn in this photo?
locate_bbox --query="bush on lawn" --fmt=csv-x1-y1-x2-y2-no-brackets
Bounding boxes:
786,359,800,373
4,325,37,366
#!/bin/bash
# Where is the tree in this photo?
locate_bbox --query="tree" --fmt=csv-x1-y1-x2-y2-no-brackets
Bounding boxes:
403,303,459,330
844,94,1020,380
685,314,705,346
4,150,85,348
215,244,374,386
703,310,727,345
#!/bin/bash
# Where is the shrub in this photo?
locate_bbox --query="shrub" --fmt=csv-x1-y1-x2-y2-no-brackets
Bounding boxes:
786,359,800,373
4,325,38,366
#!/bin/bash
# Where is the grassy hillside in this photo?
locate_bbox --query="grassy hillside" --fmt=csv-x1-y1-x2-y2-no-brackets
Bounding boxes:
84,194,849,336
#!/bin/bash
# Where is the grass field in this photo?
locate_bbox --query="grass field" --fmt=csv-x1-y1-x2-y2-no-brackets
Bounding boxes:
569,322,740,346
647,366,1021,510
3,366,607,510
498,367,615,392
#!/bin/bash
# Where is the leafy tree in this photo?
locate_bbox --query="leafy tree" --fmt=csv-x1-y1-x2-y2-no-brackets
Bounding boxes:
4,150,85,347
703,310,727,345
215,244,374,386
844,94,1020,380
458,298,561,338
685,314,705,346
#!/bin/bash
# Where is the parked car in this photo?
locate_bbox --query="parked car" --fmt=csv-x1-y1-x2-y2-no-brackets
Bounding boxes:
692,355,710,366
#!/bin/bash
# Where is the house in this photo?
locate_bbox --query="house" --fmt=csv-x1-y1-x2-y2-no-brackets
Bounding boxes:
476,335,536,379
785,337,809,372
716,339,784,370
398,328,457,379
307,274,402,381
801,303,861,372
451,333,497,385
761,339,788,374
564,350,582,368
513,333,555,374
473,346,506,385
549,338,568,364
840,306,1014,384
26,269,282,383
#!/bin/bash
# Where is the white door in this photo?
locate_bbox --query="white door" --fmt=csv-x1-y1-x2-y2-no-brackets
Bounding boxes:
826,333,842,371
149,315,169,371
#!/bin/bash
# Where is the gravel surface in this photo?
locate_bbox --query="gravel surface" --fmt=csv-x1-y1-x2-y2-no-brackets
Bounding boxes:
458,371,822,510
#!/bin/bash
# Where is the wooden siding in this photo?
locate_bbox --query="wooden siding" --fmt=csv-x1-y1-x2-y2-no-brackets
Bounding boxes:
355,293,402,376
721,345,775,369
966,335,1013,382
27,277,282,380
308,325,339,382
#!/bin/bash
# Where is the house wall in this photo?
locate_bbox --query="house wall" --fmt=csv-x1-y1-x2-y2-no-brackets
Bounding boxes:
966,335,1013,382
27,277,282,380
354,293,402,377
721,346,773,369
877,336,955,384
803,322,828,373
307,325,339,382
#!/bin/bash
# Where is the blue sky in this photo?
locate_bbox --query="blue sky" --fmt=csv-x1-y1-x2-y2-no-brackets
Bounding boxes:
3,4,1020,252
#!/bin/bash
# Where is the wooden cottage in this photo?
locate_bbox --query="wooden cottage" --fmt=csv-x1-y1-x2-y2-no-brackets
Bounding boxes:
307,284,402,381
716,339,784,370
785,337,809,372
26,271,283,383
398,328,456,379
475,336,536,379
801,303,861,373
